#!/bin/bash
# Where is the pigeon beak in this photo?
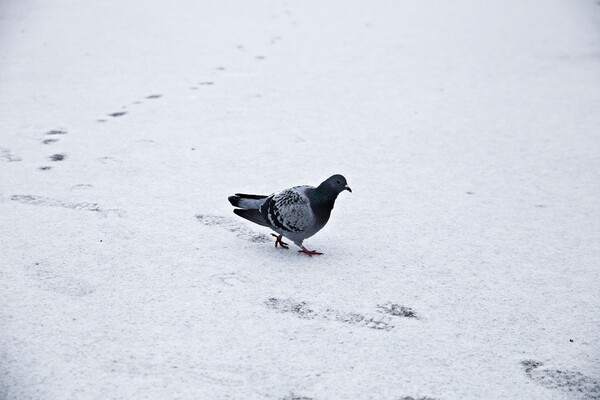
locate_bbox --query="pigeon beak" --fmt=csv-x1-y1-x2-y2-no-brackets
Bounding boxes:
345,185,352,193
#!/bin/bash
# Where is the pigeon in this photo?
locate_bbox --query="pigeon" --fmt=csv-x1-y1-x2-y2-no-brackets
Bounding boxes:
228,174,351,256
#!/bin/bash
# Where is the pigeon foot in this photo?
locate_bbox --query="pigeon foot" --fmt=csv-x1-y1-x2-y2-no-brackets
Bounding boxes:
298,246,323,256
271,233,289,249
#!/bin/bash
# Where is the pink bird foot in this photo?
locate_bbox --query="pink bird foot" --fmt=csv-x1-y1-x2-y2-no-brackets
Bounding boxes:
298,246,323,256
271,233,289,249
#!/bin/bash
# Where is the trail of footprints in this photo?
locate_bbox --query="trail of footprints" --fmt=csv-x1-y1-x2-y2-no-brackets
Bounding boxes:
265,298,418,331
33,36,283,167
196,214,420,329
198,210,598,399
196,215,421,331
5,3,293,229
16,217,593,398
18,0,292,171
39,128,68,170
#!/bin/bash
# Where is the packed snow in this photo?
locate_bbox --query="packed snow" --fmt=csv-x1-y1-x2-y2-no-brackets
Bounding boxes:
1,0,599,399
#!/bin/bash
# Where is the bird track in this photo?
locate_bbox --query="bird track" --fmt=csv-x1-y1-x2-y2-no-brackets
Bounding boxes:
521,360,600,400
195,214,271,243
31,8,289,173
265,298,420,331
280,393,313,400
0,147,22,162
10,194,124,217
377,302,419,319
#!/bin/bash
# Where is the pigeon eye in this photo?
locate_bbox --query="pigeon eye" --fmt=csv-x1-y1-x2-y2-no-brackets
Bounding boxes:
336,180,340,184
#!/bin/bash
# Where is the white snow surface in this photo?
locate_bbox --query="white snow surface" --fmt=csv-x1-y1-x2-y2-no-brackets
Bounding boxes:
1,0,600,399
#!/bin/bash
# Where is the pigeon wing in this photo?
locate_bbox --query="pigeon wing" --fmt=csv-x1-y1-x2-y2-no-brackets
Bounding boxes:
260,186,313,233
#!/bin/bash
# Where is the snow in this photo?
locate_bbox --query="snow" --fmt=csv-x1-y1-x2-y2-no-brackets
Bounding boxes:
1,0,600,399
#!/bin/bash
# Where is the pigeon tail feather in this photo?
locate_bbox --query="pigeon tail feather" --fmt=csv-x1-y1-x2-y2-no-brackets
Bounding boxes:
228,193,267,209
233,208,270,227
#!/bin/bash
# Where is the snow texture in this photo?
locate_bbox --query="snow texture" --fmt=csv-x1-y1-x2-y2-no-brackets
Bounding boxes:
1,0,600,399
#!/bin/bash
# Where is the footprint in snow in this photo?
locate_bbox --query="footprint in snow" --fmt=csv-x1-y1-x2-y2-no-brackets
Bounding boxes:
49,153,66,161
397,397,439,400
107,111,127,118
265,298,394,331
377,302,418,319
99,94,162,122
10,194,124,217
42,128,66,143
45,129,67,136
195,214,271,243
0,148,22,162
10,194,101,211
521,360,600,399
97,156,123,164
210,272,250,287
280,393,313,400
71,184,94,191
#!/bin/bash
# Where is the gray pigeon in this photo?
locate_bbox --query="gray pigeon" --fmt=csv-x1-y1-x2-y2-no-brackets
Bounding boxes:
228,174,351,256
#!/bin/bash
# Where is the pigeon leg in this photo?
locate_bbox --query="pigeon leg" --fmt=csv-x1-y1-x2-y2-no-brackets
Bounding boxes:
271,233,289,249
298,246,323,256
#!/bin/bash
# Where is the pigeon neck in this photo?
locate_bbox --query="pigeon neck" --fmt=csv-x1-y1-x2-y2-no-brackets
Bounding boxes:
312,184,338,210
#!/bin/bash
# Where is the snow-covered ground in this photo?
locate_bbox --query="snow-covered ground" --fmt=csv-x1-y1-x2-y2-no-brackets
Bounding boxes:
1,0,600,399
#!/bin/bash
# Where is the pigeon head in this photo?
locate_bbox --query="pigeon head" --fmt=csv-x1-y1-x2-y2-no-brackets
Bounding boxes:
321,174,352,194
311,174,351,211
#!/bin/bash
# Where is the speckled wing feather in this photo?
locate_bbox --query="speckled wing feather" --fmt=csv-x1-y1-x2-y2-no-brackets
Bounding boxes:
259,186,314,233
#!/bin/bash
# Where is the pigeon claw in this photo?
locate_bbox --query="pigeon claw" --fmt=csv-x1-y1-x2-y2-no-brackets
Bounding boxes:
298,246,323,256
271,233,289,249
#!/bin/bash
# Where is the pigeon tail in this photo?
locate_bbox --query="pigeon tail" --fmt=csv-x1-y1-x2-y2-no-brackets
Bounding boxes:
228,193,267,209
233,208,270,227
